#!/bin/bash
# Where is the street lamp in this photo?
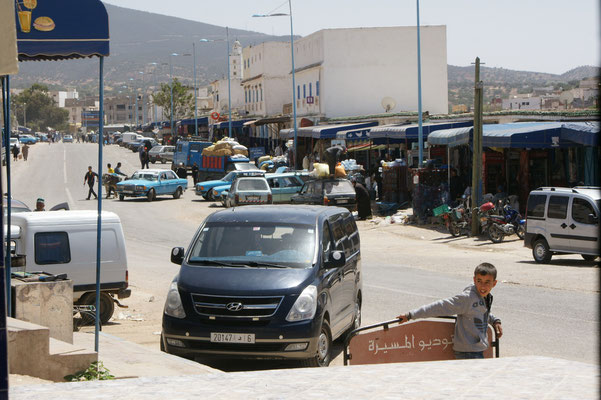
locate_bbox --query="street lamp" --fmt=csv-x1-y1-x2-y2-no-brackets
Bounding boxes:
139,71,146,126
149,62,159,132
23,102,26,128
169,53,179,138
416,0,424,166
200,26,233,138
253,1,298,168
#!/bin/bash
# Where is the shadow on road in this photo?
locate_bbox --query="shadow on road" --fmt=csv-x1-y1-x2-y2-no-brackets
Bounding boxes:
516,259,599,268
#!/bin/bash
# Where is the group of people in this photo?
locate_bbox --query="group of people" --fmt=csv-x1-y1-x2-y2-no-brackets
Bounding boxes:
11,143,29,162
83,162,127,200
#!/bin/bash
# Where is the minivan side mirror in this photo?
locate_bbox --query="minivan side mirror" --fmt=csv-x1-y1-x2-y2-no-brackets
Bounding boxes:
588,214,599,225
324,250,346,269
171,247,185,265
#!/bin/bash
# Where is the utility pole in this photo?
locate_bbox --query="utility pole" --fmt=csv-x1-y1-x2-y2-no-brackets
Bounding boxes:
471,57,484,236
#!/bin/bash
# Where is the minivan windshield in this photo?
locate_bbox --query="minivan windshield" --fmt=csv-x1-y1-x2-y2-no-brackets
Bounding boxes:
188,222,316,268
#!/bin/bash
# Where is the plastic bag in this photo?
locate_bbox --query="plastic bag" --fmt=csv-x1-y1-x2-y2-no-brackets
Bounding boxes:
334,163,347,178
313,163,329,178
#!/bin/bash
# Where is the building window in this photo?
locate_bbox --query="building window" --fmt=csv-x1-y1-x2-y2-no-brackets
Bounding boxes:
309,83,312,97
297,85,300,100
260,86,263,102
316,81,320,96
303,84,306,98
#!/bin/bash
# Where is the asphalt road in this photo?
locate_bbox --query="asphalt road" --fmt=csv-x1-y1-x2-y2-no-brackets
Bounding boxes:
5,141,599,368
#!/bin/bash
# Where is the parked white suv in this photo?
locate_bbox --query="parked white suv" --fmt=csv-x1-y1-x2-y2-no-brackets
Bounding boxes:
524,187,600,263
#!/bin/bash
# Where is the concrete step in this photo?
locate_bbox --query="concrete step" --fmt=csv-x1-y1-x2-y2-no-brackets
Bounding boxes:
7,317,98,382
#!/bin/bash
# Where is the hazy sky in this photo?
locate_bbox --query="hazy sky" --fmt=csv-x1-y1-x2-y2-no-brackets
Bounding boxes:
103,0,600,75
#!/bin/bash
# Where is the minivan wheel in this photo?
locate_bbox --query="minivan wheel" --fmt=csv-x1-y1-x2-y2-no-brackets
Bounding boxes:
79,292,115,325
533,239,552,264
302,320,332,368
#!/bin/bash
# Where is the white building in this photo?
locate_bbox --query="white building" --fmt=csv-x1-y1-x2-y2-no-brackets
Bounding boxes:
196,86,213,111
230,40,243,80
50,89,78,108
242,41,292,117
291,26,449,119
502,96,541,110
210,78,244,115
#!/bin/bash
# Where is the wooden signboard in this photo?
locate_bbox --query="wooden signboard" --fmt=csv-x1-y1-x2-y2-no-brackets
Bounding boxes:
347,320,493,365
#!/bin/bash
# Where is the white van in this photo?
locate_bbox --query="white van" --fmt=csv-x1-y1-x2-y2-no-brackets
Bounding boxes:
121,132,143,145
9,210,130,323
524,187,600,263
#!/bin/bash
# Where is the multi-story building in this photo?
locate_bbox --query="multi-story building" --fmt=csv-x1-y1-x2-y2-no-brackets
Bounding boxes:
291,26,449,119
104,95,156,126
502,96,541,110
210,78,244,115
242,41,292,117
65,98,98,127
49,89,78,108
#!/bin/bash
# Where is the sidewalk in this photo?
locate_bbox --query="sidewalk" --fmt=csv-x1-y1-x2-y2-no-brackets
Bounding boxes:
11,355,598,399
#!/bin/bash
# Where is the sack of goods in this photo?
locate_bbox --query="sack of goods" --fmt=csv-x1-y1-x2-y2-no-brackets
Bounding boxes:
204,138,249,157
334,162,347,178
201,145,216,155
313,163,330,178
258,155,272,164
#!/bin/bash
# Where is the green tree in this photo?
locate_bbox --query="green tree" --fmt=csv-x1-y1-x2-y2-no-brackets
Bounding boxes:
11,84,69,131
151,78,194,122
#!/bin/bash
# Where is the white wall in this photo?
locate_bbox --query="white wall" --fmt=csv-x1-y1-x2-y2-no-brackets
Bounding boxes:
502,97,541,110
243,42,291,79
292,26,448,118
211,78,244,114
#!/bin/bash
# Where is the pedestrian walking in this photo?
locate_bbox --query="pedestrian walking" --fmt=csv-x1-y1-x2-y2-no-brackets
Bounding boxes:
191,162,199,185
352,178,372,220
11,144,19,161
397,263,503,359
22,143,29,161
83,166,99,200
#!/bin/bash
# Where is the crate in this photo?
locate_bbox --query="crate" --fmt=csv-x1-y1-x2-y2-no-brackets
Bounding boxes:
432,204,450,216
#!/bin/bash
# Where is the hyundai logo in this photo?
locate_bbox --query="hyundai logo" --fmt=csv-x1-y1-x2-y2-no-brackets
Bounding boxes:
226,302,244,312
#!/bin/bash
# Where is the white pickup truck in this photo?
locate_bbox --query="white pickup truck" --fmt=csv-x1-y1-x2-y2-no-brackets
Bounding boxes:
9,210,130,323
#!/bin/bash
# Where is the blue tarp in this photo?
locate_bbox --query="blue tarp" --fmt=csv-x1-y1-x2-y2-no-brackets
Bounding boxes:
427,122,600,148
368,121,473,141
214,119,253,129
16,0,109,61
280,122,378,139
179,117,209,126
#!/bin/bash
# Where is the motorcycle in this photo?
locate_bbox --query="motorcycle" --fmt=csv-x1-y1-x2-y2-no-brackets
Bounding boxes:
479,201,525,243
442,197,472,237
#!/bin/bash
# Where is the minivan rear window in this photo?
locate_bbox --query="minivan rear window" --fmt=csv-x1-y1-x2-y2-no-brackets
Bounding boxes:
547,195,569,219
527,194,547,218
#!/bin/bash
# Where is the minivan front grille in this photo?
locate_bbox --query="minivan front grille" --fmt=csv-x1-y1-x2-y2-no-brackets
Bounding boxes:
191,294,283,319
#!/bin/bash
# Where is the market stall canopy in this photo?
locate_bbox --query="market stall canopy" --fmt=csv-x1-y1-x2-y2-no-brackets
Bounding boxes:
0,0,19,74
336,127,373,141
280,122,377,139
427,122,600,148
368,121,473,140
179,117,209,126
213,119,253,129
15,0,109,61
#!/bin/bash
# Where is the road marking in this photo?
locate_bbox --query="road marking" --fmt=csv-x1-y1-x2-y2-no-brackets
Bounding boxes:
63,148,68,184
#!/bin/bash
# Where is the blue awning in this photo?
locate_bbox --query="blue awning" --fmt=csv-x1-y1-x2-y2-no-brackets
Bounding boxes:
427,122,600,148
213,119,253,129
179,117,209,126
16,0,109,61
369,121,473,141
336,127,372,141
280,122,378,139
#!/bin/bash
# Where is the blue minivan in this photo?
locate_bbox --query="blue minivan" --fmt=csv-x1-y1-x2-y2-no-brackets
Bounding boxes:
162,205,362,367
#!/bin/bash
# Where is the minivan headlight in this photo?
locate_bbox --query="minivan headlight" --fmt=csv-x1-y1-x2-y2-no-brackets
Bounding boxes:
164,281,186,319
286,285,317,322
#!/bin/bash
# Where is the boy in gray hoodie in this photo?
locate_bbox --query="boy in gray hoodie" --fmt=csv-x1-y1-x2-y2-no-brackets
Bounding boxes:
397,263,503,359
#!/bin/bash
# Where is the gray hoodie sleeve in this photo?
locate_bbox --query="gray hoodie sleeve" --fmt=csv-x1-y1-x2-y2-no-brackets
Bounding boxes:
488,312,500,325
409,293,469,320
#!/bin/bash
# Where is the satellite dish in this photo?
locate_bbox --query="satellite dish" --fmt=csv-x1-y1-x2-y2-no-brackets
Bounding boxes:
381,97,397,112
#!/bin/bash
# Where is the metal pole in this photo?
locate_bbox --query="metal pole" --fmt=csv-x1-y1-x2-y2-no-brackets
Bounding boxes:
416,0,424,167
227,27,232,138
289,0,298,169
23,102,26,128
1,74,9,399
471,57,483,235
95,56,105,352
193,42,198,137
4,76,12,317
170,54,175,138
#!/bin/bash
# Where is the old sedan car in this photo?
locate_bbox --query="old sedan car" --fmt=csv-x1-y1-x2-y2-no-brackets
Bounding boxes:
224,176,272,208
18,134,37,144
149,145,175,164
116,169,187,202
162,205,362,367
63,135,73,143
291,178,357,212
265,172,311,204
196,170,265,200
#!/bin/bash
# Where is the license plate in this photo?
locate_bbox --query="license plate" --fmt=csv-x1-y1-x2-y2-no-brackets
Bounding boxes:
337,199,348,204
247,195,260,201
210,333,255,344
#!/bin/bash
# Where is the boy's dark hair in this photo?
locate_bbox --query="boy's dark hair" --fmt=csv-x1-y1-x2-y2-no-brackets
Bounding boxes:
474,263,497,279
